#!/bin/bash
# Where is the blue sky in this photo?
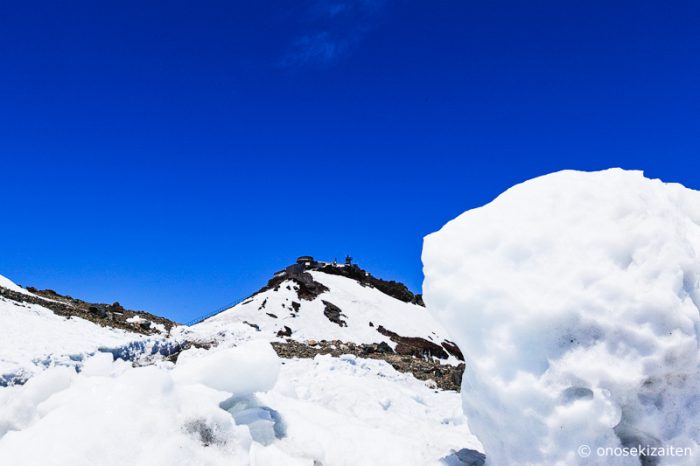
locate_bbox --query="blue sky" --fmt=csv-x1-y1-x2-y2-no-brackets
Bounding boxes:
1,0,699,322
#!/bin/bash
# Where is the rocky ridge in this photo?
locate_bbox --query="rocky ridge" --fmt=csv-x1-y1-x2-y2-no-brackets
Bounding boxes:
0,285,175,335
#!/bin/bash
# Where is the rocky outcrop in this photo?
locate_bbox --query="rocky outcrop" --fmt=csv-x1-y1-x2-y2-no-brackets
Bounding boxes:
376,325,450,360
322,300,347,327
271,339,465,391
254,264,329,302
441,340,465,361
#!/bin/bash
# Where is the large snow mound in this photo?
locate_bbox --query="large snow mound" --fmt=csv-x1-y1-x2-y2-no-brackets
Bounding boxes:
423,169,700,465
173,340,280,395
0,342,283,466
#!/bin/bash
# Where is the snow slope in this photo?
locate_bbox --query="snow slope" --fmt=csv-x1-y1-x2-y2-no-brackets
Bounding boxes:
186,269,460,362
0,276,34,296
0,275,150,384
261,354,480,466
423,169,700,465
0,343,479,466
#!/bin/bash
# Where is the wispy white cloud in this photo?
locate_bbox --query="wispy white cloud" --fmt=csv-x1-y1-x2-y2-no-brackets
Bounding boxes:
282,0,388,68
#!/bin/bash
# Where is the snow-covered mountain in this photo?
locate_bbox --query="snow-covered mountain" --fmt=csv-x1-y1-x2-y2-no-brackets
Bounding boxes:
0,262,480,465
183,258,463,365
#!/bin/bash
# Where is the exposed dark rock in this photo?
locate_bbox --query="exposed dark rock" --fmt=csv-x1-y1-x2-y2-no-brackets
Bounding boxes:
164,340,214,363
442,448,486,466
317,264,424,306
266,313,278,319
362,341,394,354
322,300,347,327
276,326,292,337
253,265,329,302
441,340,465,361
88,306,110,319
376,325,449,360
413,294,425,307
242,321,260,331
111,302,124,311
291,301,300,313
0,285,175,335
270,339,465,391
451,368,463,387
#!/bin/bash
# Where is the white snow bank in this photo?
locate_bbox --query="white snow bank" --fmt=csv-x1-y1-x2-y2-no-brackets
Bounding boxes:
0,296,146,381
0,342,477,465
0,343,283,466
259,354,481,465
423,169,700,465
174,340,280,395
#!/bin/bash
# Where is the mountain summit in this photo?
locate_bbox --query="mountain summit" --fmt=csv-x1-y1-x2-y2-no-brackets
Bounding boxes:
179,256,464,389
186,257,459,356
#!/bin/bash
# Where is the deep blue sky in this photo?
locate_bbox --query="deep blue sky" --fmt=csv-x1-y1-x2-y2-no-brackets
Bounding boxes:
1,0,699,322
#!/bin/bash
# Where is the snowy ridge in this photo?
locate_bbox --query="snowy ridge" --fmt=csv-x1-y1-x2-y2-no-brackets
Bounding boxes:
184,262,462,364
0,276,35,296
0,275,177,386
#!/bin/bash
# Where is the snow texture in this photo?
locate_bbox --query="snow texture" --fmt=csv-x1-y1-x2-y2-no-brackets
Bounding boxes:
423,169,700,465
0,347,478,465
259,354,481,465
0,343,280,465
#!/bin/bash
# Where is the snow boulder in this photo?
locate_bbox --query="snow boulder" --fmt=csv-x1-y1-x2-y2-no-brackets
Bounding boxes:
173,340,280,395
423,169,700,465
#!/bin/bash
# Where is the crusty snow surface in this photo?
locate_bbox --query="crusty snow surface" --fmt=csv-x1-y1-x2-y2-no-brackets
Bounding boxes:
0,343,478,465
423,169,700,465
